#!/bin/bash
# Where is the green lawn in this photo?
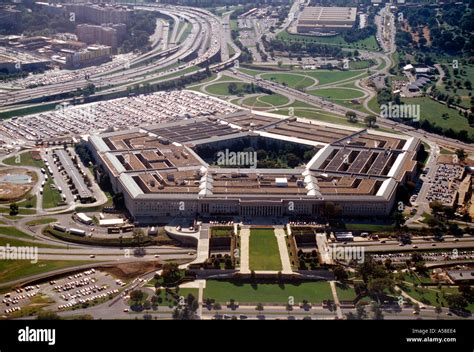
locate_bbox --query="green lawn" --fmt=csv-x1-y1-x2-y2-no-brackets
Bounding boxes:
42,178,63,209
403,97,474,139
309,88,365,100
3,151,44,168
0,260,92,283
258,94,290,106
276,31,379,51
335,283,357,301
0,206,37,215
401,285,466,309
345,223,395,232
210,227,234,237
204,82,248,96
260,72,316,89
204,280,333,304
152,288,199,307
0,237,65,249
437,62,474,109
349,60,375,70
249,228,282,271
25,218,57,226
242,96,269,108
17,195,37,209
0,226,35,239
303,69,365,85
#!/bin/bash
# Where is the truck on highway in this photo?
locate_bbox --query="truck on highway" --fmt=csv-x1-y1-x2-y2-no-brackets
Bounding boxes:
68,228,86,236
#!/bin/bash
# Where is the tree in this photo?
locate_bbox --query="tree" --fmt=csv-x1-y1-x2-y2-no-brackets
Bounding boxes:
445,294,468,310
285,303,293,315
413,303,421,315
333,265,348,281
371,302,384,320
365,115,377,127
228,82,239,95
455,148,467,162
345,111,358,123
9,203,18,216
212,302,222,314
256,302,264,312
161,262,180,283
356,303,367,320
435,306,442,317
112,192,125,209
130,290,144,303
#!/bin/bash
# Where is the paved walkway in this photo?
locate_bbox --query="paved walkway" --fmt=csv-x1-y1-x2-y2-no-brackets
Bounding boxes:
329,281,344,320
239,227,250,274
274,228,292,274
316,233,333,265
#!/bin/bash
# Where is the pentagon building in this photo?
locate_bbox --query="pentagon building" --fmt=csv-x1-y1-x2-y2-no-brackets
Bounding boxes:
88,111,421,223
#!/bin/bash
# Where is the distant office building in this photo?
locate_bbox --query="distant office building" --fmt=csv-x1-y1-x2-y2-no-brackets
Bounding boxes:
76,23,126,49
65,3,131,25
297,7,357,34
0,50,50,73
65,44,111,69
35,2,65,16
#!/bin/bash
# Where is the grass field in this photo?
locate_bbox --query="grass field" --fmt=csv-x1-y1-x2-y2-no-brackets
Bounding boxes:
437,62,474,109
249,228,282,271
153,288,199,307
0,260,94,283
258,94,290,106
210,227,234,237
403,97,474,139
260,72,316,89
17,195,37,209
276,31,379,51
42,179,63,209
309,88,365,100
349,60,375,70
345,223,394,232
0,226,34,239
0,206,36,215
241,96,268,107
335,283,357,301
3,152,44,168
25,218,57,226
0,237,65,249
303,70,364,85
204,280,333,304
204,82,248,96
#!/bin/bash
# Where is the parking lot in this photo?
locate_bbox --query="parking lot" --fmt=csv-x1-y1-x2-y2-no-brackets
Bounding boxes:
0,91,239,145
0,269,123,317
426,163,465,207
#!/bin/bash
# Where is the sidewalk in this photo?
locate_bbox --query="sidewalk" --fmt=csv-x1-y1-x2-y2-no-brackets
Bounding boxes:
239,227,250,274
274,228,292,274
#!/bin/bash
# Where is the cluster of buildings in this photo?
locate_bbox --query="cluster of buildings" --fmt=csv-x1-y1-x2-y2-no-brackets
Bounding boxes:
0,3,134,71
402,64,436,94
0,34,112,70
88,110,421,223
